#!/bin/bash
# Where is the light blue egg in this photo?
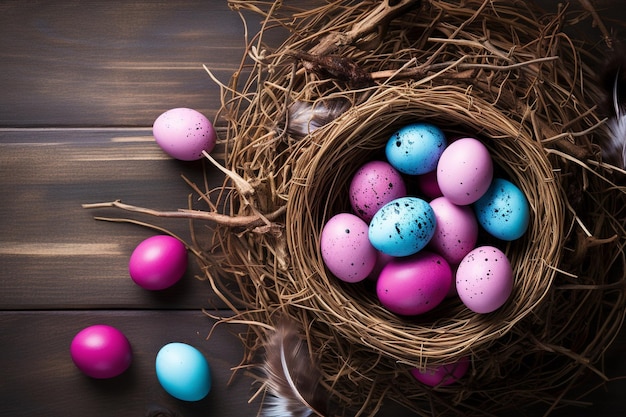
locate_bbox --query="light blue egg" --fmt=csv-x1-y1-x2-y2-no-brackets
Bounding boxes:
368,197,436,257
474,178,530,241
385,122,447,175
155,342,211,401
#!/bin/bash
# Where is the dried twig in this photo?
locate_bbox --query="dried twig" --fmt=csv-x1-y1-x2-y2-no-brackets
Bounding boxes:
82,200,286,229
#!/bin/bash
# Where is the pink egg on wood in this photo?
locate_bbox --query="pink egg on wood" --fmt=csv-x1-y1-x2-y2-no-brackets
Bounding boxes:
129,235,188,290
153,107,217,161
70,325,132,379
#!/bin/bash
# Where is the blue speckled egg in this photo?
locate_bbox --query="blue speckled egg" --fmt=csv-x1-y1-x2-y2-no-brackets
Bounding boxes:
474,178,530,241
368,197,436,257
385,122,447,175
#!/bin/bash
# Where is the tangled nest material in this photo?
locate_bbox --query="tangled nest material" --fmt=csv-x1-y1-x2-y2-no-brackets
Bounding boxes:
201,1,626,415
87,0,626,416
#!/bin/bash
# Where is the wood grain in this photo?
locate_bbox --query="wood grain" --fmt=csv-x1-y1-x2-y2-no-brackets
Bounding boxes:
0,128,228,310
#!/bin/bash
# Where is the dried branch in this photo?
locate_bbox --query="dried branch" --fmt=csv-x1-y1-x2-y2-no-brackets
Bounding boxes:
82,200,286,229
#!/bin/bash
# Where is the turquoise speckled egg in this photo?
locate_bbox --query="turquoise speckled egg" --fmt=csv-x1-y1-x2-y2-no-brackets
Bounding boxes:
473,178,530,241
368,196,436,257
385,122,447,175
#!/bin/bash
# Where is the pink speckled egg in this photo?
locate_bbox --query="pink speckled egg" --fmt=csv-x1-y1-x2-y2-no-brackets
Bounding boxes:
411,356,469,387
320,213,377,283
129,235,188,290
377,251,452,316
428,196,479,264
153,108,217,161
70,325,132,379
456,246,513,313
437,138,493,205
349,160,407,222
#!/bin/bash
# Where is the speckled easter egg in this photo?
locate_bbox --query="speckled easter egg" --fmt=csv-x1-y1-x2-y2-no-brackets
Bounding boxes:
474,178,530,241
456,246,513,314
368,197,436,257
437,137,493,205
377,251,452,315
385,123,447,175
349,160,407,222
153,107,217,161
428,196,479,264
320,213,378,283
411,357,470,387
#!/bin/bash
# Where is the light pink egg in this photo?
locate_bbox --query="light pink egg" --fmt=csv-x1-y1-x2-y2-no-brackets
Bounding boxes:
377,251,451,316
153,108,217,161
437,138,493,205
456,246,513,313
320,213,377,283
349,160,407,222
411,356,469,387
428,196,479,264
417,170,443,199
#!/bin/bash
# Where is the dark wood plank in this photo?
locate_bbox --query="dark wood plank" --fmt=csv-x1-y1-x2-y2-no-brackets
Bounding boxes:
0,128,231,310
1,310,626,417
0,310,261,417
0,1,270,127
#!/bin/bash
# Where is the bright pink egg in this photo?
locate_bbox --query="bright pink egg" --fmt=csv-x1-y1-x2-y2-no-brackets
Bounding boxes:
411,356,469,386
70,325,132,379
377,251,451,315
129,235,187,290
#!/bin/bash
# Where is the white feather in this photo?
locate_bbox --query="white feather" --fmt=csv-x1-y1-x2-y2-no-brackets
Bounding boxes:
604,73,626,169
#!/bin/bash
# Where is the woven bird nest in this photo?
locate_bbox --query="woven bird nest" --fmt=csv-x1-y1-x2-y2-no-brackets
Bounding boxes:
204,0,626,415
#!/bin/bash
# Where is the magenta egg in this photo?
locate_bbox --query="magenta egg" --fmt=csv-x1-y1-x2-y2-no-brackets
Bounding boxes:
320,213,378,283
153,107,217,161
456,246,513,313
349,160,407,222
70,325,132,379
377,251,452,315
411,356,469,386
129,235,188,290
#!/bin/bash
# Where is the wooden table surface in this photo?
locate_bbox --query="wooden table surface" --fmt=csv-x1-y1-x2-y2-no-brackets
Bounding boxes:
2,1,626,416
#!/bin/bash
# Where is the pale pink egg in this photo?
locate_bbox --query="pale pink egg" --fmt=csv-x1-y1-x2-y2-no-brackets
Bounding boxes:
437,138,493,205
456,246,513,313
153,107,217,161
428,196,479,264
320,213,378,283
411,356,469,386
349,160,407,222
377,251,451,315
